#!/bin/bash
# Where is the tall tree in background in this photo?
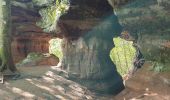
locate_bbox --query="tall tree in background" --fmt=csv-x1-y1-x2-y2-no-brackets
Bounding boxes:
0,0,17,73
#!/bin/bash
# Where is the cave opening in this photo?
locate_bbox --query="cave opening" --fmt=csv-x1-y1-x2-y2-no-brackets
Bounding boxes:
0,0,170,99
9,0,139,95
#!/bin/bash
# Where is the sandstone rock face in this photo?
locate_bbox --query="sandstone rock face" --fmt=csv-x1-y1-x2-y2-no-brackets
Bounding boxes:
58,0,124,94
11,34,51,63
115,62,170,100
117,0,170,64
58,0,114,39
11,1,54,63
114,0,170,99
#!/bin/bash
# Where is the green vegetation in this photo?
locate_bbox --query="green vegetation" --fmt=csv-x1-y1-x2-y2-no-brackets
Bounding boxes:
16,53,44,67
149,62,170,72
26,52,44,60
110,37,136,76
37,0,69,33
49,38,63,60
37,5,57,33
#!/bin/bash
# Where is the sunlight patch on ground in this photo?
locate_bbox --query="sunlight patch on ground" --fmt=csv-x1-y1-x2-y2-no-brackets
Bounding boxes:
25,78,69,99
12,87,35,98
53,85,65,93
55,95,66,99
50,65,68,75
0,66,107,99
45,68,93,99
42,76,55,84
45,71,72,84
6,86,35,98
26,79,55,93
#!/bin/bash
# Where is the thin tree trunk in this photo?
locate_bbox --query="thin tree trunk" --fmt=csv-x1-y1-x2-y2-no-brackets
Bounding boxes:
0,0,17,72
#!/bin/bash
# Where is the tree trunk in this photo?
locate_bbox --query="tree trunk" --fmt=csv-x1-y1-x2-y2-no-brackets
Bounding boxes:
0,0,17,72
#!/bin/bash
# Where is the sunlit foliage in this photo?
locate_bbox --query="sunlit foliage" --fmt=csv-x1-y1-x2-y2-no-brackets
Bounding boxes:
110,37,136,76
37,0,69,33
49,38,63,60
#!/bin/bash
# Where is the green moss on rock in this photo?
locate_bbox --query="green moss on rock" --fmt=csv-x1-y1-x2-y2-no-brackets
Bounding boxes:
16,52,44,67
37,0,69,33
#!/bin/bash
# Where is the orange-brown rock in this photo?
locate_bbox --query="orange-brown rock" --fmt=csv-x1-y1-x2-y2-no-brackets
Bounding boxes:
115,62,170,100
17,54,59,67
11,34,52,63
11,4,55,63
36,54,59,66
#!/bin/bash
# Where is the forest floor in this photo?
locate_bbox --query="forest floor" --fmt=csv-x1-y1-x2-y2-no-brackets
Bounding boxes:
0,66,113,100
0,63,170,100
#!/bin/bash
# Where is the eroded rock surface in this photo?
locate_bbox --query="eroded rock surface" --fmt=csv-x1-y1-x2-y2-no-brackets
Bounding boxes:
58,0,124,94
114,0,170,99
11,1,54,63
